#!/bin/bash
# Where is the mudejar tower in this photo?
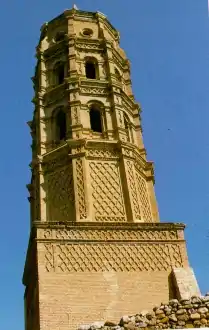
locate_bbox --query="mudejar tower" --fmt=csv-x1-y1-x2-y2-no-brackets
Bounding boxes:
23,6,200,330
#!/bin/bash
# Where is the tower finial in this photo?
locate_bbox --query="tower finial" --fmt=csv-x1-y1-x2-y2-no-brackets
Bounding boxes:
73,4,78,10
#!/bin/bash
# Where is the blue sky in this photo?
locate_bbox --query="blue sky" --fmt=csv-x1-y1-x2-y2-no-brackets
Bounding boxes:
0,1,209,329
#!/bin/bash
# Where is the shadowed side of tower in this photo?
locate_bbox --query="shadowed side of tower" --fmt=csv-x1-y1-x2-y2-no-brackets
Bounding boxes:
23,7,200,330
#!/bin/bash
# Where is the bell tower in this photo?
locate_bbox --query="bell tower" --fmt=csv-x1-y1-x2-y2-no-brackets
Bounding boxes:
23,7,200,330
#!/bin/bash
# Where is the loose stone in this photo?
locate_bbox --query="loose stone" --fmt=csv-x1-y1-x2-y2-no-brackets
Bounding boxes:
148,319,156,326
193,320,201,326
198,307,208,313
135,315,143,323
160,317,169,324
169,299,179,306
129,317,135,324
201,318,208,325
155,309,165,315
79,325,91,330
120,316,130,325
190,313,201,320
184,305,194,309
177,321,185,326
124,322,135,330
202,296,209,302
177,314,189,322
91,322,105,329
191,297,201,304
137,322,148,328
181,299,191,305
146,312,155,320
140,310,148,317
80,294,209,330
104,322,118,327
185,324,194,328
169,314,178,322
156,313,166,319
176,309,186,315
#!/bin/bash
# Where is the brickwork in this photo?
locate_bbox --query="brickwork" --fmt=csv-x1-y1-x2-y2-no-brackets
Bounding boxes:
38,272,172,330
23,6,200,330
22,223,190,329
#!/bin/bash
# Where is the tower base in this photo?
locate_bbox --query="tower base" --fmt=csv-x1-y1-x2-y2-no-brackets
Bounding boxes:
23,222,200,330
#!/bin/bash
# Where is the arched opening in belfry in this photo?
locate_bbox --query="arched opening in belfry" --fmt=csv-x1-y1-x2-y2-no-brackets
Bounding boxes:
54,62,65,85
115,67,122,82
90,106,102,133
85,59,97,79
56,110,67,141
54,31,65,42
124,113,131,142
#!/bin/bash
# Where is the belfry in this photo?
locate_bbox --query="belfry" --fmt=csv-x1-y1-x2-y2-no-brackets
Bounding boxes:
23,7,200,330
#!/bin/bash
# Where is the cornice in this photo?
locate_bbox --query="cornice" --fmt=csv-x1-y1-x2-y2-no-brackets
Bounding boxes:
85,140,118,149
80,79,108,88
32,221,186,231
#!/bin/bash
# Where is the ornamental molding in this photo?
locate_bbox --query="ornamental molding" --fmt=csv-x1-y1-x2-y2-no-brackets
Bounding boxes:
80,79,108,88
38,226,182,242
122,147,133,158
80,86,108,96
72,15,98,23
75,40,103,52
35,219,186,242
86,147,118,159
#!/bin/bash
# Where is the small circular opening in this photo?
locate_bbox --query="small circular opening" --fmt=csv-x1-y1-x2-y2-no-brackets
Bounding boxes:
82,28,93,37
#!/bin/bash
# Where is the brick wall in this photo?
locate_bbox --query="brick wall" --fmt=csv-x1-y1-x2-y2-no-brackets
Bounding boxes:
38,271,173,330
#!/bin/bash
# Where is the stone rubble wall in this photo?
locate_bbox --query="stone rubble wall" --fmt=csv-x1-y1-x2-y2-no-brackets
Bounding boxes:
78,295,209,330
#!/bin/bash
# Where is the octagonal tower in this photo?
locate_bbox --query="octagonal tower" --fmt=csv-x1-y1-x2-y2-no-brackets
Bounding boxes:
23,7,200,330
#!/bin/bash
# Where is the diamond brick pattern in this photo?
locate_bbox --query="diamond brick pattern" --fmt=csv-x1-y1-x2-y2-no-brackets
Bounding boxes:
76,159,87,219
136,171,152,222
90,161,126,221
44,242,184,272
46,164,74,222
126,161,141,219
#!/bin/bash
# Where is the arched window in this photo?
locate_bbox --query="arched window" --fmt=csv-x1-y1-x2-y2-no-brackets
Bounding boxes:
124,113,130,142
115,68,122,82
54,31,65,42
90,106,102,133
56,110,67,141
85,59,97,79
54,62,65,85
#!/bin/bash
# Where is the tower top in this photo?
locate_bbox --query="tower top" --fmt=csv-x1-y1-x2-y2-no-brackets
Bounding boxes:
39,7,115,42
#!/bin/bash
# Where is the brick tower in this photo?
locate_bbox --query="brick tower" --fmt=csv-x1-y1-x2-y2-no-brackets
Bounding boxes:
23,6,200,330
